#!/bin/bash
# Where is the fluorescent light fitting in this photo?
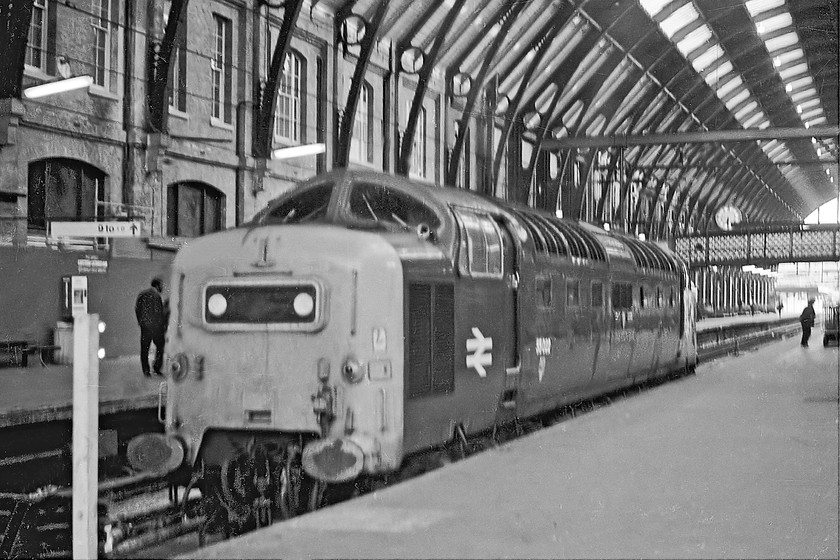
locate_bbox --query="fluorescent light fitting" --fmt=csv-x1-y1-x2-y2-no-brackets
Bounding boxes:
23,75,93,99
271,143,326,160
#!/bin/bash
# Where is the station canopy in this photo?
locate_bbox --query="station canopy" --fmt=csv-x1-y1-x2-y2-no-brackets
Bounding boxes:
318,0,838,223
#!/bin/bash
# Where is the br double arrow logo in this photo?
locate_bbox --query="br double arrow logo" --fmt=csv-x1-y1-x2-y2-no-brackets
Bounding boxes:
466,327,493,377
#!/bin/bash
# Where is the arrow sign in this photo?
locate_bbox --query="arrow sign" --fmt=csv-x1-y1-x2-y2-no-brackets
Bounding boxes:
51,221,142,238
466,327,493,377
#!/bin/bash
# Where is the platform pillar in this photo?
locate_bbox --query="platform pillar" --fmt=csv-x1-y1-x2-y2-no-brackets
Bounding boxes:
72,313,99,560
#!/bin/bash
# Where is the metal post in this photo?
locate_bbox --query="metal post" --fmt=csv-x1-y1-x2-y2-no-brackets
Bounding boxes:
73,313,99,559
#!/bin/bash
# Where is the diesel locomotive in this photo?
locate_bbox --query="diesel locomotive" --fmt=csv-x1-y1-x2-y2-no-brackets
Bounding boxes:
128,169,697,533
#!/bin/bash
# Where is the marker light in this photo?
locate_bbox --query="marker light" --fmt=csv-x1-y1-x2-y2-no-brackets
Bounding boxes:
98,348,106,359
98,321,106,333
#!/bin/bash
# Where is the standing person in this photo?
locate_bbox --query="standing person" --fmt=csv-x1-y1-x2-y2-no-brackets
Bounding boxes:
799,297,816,348
777,301,784,316
135,277,166,376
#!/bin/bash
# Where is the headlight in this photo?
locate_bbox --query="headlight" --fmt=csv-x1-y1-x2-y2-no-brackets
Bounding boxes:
342,357,364,383
207,293,228,316
293,292,315,317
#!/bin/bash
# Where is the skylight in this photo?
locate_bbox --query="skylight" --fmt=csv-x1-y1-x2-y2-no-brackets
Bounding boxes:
764,32,797,52
756,12,792,35
639,0,673,18
660,4,699,37
677,25,712,56
745,0,785,17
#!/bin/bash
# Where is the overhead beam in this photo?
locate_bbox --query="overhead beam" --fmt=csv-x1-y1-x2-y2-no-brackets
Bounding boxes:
542,125,840,150
596,159,839,170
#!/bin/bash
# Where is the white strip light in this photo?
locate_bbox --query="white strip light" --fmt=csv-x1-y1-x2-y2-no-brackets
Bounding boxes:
23,76,93,99
271,143,326,160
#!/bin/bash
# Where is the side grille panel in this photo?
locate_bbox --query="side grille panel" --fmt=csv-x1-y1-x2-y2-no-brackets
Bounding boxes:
407,283,454,399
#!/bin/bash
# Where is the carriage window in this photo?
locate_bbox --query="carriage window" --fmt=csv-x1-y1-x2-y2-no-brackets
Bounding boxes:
536,277,552,307
454,209,503,278
591,281,603,307
349,183,440,231
566,279,580,307
670,288,675,307
264,183,333,224
612,282,633,310
639,286,646,308
656,287,663,308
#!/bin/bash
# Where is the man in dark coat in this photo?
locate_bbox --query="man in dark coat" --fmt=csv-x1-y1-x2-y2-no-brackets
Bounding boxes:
135,277,166,376
799,297,816,348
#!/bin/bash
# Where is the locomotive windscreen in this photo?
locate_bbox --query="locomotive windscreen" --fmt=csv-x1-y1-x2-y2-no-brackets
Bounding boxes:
204,284,317,324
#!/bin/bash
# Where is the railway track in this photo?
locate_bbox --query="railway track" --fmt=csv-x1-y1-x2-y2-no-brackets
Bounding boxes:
0,320,799,559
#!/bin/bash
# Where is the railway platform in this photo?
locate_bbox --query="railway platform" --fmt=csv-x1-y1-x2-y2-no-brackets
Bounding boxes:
0,311,799,430
0,355,160,428
189,332,839,559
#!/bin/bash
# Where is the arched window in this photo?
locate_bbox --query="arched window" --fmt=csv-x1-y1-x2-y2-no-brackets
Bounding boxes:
274,51,303,143
167,182,225,237
27,159,105,230
350,82,373,163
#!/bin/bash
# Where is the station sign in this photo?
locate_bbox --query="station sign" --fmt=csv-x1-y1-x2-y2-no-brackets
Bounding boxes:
51,221,142,238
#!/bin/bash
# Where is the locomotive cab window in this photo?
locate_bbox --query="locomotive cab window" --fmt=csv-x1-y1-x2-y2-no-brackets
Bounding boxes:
453,208,504,278
263,183,333,224
348,182,440,232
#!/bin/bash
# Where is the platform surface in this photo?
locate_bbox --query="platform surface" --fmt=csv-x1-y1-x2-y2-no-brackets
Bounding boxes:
190,335,839,559
0,356,161,427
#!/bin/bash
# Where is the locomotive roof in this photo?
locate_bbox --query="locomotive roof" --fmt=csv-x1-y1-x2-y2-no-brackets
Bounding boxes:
258,169,684,276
